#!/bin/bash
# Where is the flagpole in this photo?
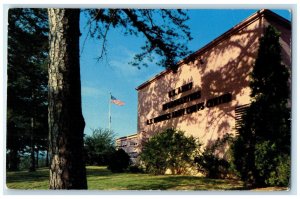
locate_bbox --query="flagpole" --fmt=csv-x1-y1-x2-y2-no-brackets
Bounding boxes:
109,92,111,131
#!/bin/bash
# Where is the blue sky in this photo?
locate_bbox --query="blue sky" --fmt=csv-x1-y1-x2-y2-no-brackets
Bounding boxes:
79,9,291,138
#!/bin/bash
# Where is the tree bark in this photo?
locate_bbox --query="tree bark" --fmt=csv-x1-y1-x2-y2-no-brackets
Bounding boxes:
36,147,39,168
48,8,87,189
46,148,49,167
7,149,20,171
29,117,36,172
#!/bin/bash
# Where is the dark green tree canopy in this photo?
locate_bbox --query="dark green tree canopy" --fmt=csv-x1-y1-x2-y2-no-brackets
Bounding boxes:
82,9,192,71
7,8,49,171
232,25,291,187
250,26,290,103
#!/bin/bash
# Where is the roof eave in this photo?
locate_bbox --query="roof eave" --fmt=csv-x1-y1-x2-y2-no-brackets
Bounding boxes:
135,9,291,91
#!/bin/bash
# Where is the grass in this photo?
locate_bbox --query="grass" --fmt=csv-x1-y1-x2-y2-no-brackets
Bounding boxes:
7,166,281,191
86,166,244,190
6,167,49,189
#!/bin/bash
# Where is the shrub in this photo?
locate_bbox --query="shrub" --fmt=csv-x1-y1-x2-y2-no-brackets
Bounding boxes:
140,128,200,175
268,154,290,186
254,141,291,186
107,149,130,173
194,134,232,179
84,128,116,166
129,165,144,173
195,155,230,179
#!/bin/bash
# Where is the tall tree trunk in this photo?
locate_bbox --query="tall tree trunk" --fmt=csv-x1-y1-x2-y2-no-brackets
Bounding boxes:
45,148,49,167
48,9,87,189
36,147,39,168
29,117,36,172
8,149,20,171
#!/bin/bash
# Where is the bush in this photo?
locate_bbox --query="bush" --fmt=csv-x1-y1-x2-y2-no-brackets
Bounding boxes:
84,128,116,166
107,149,130,173
268,154,290,186
194,134,232,179
140,128,200,175
195,155,230,179
129,165,144,173
254,141,290,186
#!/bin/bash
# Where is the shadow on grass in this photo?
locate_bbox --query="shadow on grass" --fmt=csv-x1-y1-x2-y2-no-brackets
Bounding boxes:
86,166,113,177
7,166,246,191
6,166,113,184
123,175,244,190
86,166,245,190
6,167,49,184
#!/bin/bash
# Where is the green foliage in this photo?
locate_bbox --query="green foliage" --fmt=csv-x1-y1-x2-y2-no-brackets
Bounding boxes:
232,25,291,187
84,128,116,166
195,134,232,179
7,8,49,171
140,128,199,175
107,149,131,173
268,154,290,186
128,165,144,173
82,9,192,71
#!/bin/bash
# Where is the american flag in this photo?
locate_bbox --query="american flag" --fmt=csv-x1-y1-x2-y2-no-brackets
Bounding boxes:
111,95,125,106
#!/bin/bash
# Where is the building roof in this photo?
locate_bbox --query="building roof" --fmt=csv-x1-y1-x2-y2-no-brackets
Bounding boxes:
116,133,138,141
136,9,291,91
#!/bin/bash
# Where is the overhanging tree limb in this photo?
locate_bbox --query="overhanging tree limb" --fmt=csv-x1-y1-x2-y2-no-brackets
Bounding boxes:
47,8,192,189
83,8,192,71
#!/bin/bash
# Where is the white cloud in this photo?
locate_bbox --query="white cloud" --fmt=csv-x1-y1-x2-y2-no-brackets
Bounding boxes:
108,46,164,86
109,47,140,77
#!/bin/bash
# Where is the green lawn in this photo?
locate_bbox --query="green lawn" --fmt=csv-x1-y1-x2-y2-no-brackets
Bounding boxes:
6,166,244,190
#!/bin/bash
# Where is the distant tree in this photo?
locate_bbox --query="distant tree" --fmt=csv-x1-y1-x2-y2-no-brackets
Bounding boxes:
84,128,116,166
7,8,48,171
47,8,192,189
107,149,130,173
232,26,291,187
140,128,199,175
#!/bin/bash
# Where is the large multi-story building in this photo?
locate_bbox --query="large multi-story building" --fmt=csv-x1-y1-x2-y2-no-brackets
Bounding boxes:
118,9,291,161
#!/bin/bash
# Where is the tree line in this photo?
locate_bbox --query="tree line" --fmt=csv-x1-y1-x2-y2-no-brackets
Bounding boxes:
7,8,193,189
7,8,49,171
7,8,291,190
